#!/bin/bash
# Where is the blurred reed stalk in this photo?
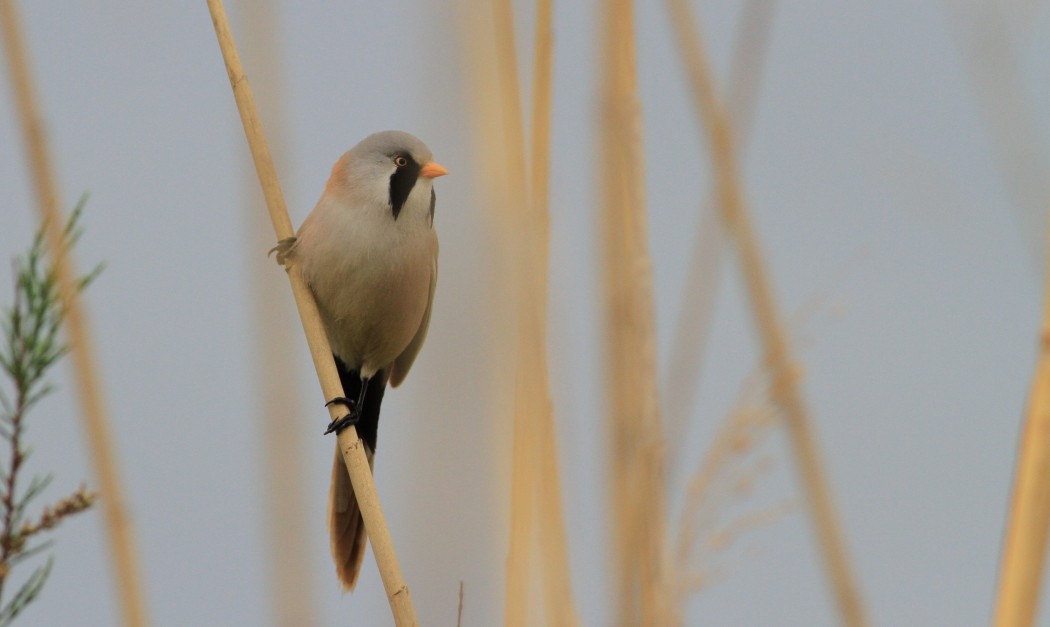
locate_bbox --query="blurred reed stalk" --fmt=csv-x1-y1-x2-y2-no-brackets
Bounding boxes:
993,210,1050,626
489,0,578,624
0,2,149,626
663,0,777,462
488,0,536,621
664,1,869,625
205,2,417,624
527,0,578,624
598,0,673,624
459,2,534,621
235,2,315,625
940,1,1048,270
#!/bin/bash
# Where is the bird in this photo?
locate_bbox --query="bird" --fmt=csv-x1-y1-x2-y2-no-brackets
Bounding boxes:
272,130,445,591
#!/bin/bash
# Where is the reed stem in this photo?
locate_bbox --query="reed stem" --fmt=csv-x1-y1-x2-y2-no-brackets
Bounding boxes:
663,0,777,460
992,208,1050,626
599,1,672,624
205,2,417,623
528,0,579,623
488,0,536,622
664,1,868,625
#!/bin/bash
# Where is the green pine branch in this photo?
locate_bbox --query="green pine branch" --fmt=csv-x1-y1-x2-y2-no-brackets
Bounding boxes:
0,197,100,625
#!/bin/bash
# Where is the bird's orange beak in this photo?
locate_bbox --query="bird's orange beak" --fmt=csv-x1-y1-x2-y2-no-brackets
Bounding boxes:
420,162,449,179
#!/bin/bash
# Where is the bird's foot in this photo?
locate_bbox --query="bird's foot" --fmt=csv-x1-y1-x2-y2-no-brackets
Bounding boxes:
324,397,359,435
268,236,297,266
324,412,359,435
325,396,356,411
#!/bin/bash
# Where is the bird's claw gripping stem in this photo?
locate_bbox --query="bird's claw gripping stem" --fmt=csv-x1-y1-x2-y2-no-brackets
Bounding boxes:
325,396,355,410
324,397,359,435
268,236,297,266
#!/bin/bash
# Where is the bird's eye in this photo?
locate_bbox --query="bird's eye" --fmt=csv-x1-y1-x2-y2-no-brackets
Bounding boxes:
393,156,408,167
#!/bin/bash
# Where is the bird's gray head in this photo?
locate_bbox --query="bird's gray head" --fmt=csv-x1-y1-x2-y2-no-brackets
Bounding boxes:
330,130,447,222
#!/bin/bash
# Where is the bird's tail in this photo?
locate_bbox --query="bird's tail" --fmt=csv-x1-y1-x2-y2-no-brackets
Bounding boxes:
328,443,374,591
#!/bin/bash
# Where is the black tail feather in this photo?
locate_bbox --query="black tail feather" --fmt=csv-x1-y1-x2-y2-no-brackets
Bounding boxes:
332,355,387,452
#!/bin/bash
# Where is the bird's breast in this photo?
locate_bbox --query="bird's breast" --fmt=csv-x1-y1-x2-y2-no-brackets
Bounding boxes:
296,200,437,374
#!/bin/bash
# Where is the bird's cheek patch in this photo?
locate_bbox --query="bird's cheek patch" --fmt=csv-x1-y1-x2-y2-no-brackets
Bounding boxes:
388,159,422,219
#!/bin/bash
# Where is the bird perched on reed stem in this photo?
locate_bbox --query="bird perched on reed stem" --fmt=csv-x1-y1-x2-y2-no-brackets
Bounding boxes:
273,130,446,591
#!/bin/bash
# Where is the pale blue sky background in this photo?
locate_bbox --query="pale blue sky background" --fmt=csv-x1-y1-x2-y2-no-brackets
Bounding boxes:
2,1,1049,625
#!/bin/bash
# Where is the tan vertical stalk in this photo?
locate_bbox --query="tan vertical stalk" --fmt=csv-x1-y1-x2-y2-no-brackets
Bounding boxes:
235,2,315,625
993,210,1050,626
504,377,536,627
205,2,417,624
487,0,578,622
598,0,671,625
487,0,536,622
664,2,868,626
459,0,533,621
528,0,579,624
940,1,1047,268
0,3,149,626
663,0,777,456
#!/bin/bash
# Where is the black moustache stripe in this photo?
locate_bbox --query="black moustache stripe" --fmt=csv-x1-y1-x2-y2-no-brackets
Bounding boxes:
389,153,421,220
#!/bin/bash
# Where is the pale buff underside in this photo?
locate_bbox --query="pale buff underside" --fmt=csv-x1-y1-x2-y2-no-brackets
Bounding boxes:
294,194,437,382
288,177,438,592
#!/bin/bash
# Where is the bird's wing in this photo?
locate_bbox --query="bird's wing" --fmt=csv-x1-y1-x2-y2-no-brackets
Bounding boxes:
389,255,437,387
